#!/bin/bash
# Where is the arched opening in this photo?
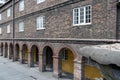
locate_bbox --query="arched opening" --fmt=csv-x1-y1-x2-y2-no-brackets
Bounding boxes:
43,46,53,72
9,43,13,59
1,43,3,56
15,44,20,61
22,44,28,64
5,43,8,58
58,48,74,79
30,45,39,67
83,57,104,80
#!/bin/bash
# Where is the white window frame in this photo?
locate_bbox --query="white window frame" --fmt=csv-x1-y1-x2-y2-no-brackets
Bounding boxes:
19,0,24,11
0,27,2,34
7,24,10,33
36,16,45,30
19,22,24,32
7,8,11,17
73,5,92,26
0,14,1,20
37,0,45,4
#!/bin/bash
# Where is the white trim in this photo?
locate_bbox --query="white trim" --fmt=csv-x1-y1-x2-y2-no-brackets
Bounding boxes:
37,0,45,4
73,5,92,26
36,27,45,30
73,23,92,26
36,16,45,30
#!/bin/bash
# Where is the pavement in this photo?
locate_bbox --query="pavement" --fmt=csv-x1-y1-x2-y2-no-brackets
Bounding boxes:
0,56,72,80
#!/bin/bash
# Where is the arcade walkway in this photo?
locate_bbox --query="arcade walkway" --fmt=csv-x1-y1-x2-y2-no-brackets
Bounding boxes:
0,57,71,80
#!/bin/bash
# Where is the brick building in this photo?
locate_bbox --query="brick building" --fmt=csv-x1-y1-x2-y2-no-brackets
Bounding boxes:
0,0,120,80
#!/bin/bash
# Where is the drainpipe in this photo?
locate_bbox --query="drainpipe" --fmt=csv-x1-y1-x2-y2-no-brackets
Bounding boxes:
12,0,15,61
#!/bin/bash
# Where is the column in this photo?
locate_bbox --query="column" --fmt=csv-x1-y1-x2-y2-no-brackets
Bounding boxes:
3,46,5,58
74,57,83,80
19,50,23,63
53,56,59,78
39,53,44,72
0,46,1,56
8,45,10,59
13,46,17,61
28,52,34,67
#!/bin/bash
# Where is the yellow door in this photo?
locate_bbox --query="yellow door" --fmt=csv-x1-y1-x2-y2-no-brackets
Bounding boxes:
62,49,74,74
85,65,103,80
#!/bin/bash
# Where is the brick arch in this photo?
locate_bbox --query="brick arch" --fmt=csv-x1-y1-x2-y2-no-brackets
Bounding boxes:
30,44,40,53
0,42,3,47
30,44,39,67
0,42,3,48
0,42,4,56
21,43,30,64
21,43,30,52
41,43,54,71
56,44,78,59
9,43,14,59
41,42,54,55
31,44,38,47
4,42,9,58
15,42,23,51
15,43,20,47
15,43,20,61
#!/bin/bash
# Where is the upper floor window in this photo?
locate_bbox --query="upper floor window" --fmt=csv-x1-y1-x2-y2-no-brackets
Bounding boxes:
37,0,45,4
0,14,1,20
73,5,92,26
19,22,24,32
7,24,10,33
36,16,45,30
19,0,24,11
0,27,2,34
7,8,11,17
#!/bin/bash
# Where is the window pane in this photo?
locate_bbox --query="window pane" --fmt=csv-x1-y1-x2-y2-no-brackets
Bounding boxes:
73,8,79,24
0,28,1,34
19,0,24,11
19,22,24,32
0,14,1,20
7,8,10,17
36,16,44,30
86,6,91,23
7,25,10,33
73,5,92,26
80,7,84,23
37,0,45,4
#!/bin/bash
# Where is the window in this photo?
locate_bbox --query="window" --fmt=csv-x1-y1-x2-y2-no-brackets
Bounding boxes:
37,0,45,4
73,5,92,26
7,24,10,33
0,14,1,20
19,22,24,32
61,49,68,60
7,8,11,17
19,0,24,11
36,16,45,30
0,27,2,34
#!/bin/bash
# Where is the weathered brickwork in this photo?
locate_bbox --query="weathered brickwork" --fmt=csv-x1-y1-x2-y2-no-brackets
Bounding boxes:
0,0,119,80
0,0,118,39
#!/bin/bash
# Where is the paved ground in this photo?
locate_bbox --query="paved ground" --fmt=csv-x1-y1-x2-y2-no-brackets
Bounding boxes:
0,56,72,80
